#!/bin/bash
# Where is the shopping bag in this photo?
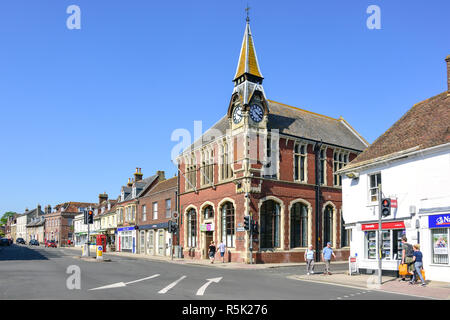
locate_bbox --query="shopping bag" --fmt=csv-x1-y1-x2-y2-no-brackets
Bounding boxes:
399,263,408,276
421,269,426,281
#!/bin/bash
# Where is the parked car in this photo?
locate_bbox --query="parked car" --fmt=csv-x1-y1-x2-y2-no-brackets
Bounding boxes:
0,238,11,246
29,239,39,246
16,238,26,245
46,240,57,248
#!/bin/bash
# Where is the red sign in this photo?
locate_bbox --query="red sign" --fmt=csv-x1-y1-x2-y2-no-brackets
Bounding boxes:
391,199,398,208
350,257,357,262
362,221,405,231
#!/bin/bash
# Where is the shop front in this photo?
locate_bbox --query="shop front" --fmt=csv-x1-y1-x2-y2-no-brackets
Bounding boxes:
117,226,136,253
138,222,169,256
419,210,450,282
75,232,87,246
352,220,409,274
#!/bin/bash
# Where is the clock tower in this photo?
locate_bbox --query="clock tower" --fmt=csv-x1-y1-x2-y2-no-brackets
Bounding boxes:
227,16,269,131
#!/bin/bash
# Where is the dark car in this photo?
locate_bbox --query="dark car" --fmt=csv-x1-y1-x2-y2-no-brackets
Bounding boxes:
46,240,57,248
0,238,11,246
29,239,39,246
16,238,26,245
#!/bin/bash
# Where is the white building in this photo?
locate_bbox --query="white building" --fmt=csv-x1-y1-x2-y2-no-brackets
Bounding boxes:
16,205,45,242
339,55,450,282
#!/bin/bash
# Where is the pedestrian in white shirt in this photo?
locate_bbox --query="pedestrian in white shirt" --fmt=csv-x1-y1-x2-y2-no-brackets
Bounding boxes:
218,241,226,263
304,245,315,275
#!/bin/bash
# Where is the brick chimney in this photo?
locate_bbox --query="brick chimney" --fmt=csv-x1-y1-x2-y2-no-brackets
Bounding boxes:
446,55,450,95
99,192,108,204
134,167,143,182
45,205,52,214
127,178,133,187
156,170,166,181
36,204,41,217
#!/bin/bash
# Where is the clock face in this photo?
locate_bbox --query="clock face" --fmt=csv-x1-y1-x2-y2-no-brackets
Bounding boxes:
250,104,264,123
233,106,243,124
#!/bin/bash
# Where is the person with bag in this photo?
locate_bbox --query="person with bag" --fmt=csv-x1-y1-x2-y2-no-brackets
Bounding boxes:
410,244,426,286
400,236,415,281
304,244,315,275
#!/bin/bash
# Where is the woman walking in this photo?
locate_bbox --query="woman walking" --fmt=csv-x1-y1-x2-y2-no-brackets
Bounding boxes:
410,244,426,286
304,245,315,275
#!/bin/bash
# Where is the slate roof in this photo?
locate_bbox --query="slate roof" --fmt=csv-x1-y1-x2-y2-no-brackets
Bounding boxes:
143,176,177,197
119,175,159,203
342,91,450,171
182,100,368,155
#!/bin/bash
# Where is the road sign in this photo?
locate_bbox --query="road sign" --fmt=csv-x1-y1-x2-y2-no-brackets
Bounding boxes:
172,211,179,220
349,256,358,275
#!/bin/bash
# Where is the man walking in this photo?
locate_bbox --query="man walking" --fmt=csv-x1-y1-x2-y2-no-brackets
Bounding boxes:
322,242,336,275
218,240,226,263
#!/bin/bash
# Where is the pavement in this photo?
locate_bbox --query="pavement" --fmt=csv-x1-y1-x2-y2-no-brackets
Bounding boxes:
64,246,450,300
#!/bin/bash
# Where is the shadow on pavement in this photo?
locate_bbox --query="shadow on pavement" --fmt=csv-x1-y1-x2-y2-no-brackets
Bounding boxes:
0,244,49,261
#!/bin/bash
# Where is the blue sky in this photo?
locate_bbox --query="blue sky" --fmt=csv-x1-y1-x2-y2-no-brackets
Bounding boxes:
0,0,449,214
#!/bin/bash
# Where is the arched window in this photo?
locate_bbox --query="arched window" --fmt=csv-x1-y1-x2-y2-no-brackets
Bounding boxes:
221,202,235,247
187,209,197,248
203,205,214,220
260,200,281,249
290,202,308,248
323,205,333,245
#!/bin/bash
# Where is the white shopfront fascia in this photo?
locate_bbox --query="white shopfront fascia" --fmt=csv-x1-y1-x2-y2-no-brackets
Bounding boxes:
417,210,450,283
118,227,136,253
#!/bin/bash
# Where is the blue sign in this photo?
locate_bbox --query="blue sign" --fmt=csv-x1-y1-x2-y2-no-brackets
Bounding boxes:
429,214,450,229
118,226,135,232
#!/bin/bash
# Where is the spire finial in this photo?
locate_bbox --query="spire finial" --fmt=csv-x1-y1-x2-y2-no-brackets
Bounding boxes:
245,4,250,22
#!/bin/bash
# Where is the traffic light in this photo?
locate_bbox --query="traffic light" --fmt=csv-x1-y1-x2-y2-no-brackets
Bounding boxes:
244,216,250,231
381,198,391,217
83,210,88,224
251,220,259,234
168,220,178,234
87,209,94,224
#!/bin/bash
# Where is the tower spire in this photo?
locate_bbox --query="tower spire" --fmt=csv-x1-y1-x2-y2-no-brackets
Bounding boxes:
233,13,263,82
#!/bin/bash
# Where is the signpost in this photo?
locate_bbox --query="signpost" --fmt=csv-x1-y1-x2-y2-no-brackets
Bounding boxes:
349,256,358,275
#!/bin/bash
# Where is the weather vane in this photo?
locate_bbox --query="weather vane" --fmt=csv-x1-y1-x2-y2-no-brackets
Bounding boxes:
245,4,250,22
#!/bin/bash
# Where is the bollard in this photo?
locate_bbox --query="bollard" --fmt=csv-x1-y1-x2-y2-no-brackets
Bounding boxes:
96,245,103,260
82,243,88,257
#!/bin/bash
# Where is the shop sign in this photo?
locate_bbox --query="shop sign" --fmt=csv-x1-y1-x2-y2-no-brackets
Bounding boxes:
361,221,405,231
200,223,214,232
428,214,450,229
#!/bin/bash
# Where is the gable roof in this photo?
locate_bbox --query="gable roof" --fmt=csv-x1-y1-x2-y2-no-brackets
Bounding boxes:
342,91,450,171
142,176,177,197
181,100,368,155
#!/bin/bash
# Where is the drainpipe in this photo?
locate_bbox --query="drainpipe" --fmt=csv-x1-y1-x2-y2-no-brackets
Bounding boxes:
314,141,323,262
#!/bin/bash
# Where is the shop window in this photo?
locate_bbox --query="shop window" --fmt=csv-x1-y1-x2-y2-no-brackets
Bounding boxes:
260,200,280,249
221,202,235,248
431,228,449,264
366,231,377,259
290,202,308,248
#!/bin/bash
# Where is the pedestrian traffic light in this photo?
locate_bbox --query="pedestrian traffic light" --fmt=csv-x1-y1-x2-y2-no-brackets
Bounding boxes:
251,220,259,234
87,209,94,224
168,220,178,233
244,216,250,231
381,198,391,217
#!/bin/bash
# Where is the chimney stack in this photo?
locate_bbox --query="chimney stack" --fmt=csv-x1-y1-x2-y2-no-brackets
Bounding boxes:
99,192,108,204
446,55,450,95
37,204,41,217
156,170,166,181
134,167,143,182
127,178,133,187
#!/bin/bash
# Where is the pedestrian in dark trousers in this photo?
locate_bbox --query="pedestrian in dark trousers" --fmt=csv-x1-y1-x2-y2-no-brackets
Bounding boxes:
400,236,415,281
322,242,336,275
304,245,315,275
208,241,216,264
410,244,426,286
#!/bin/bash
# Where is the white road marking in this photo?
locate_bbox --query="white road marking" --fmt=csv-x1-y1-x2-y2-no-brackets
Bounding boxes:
158,276,187,294
196,277,223,296
89,274,160,291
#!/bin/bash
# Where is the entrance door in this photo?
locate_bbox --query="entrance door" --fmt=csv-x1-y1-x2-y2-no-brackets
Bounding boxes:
205,231,213,259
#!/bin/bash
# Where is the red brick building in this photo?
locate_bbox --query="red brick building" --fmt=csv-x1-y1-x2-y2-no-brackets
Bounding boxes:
177,19,368,263
136,174,178,257
45,202,96,246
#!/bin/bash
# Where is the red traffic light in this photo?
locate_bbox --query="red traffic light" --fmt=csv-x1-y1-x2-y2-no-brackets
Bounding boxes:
88,210,93,215
382,199,390,207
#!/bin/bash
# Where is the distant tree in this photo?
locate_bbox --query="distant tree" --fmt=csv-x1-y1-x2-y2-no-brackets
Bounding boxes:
0,212,17,225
